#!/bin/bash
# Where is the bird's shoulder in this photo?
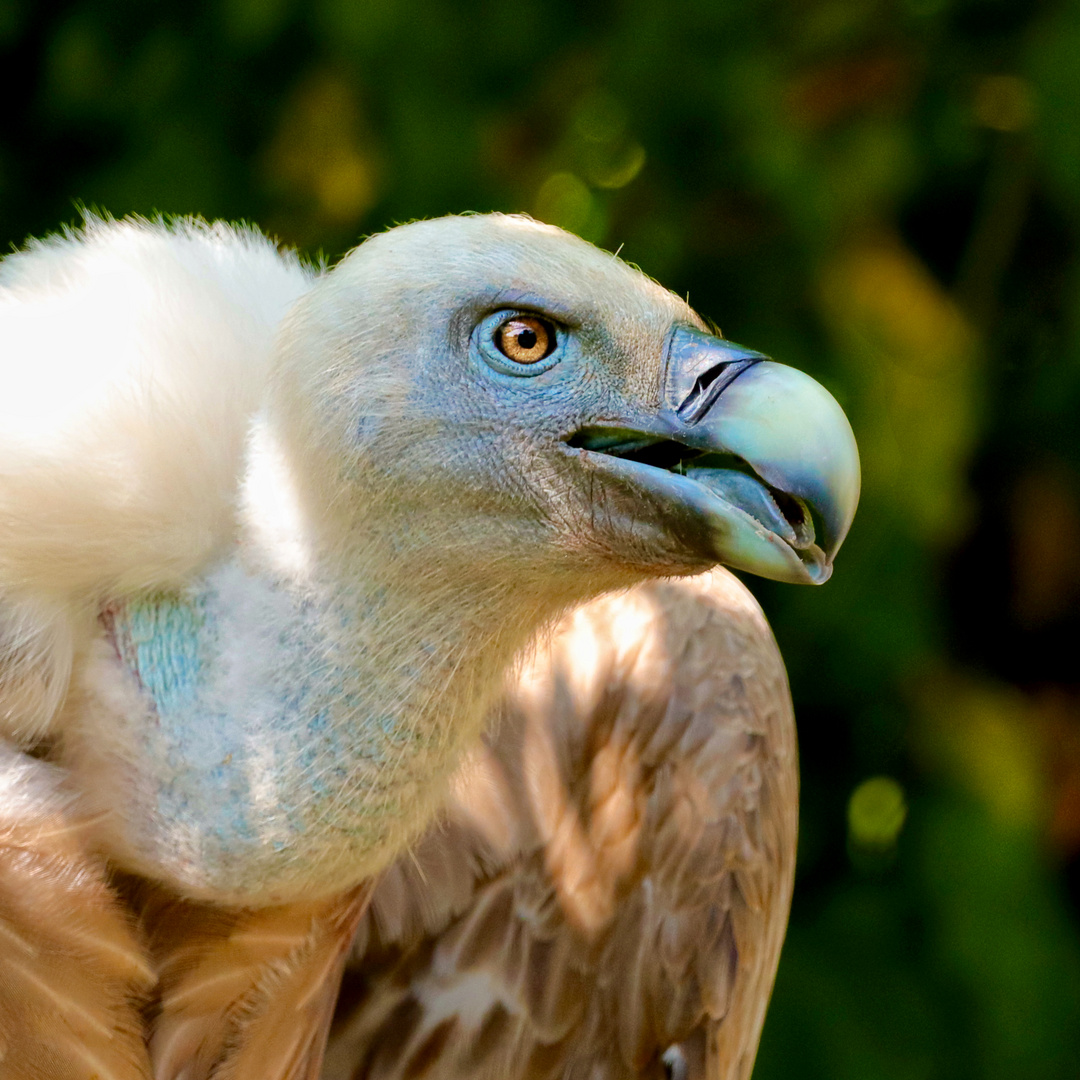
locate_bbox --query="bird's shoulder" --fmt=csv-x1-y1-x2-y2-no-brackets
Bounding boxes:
327,569,798,1080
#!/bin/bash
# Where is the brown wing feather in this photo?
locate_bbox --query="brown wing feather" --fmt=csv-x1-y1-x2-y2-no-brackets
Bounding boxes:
324,568,797,1080
0,744,154,1080
146,884,371,1080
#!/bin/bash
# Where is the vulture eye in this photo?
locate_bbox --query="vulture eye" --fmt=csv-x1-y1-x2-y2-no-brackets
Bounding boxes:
474,309,565,376
496,316,555,364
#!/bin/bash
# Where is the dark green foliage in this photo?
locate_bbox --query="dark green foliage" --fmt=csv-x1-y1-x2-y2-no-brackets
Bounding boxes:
5,1,1080,1073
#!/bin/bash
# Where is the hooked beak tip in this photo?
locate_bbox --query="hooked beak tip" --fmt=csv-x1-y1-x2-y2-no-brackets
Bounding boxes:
663,328,861,583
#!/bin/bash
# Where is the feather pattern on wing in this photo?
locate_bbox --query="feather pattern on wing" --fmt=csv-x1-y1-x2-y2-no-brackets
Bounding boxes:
323,569,798,1080
144,884,372,1080
0,744,154,1080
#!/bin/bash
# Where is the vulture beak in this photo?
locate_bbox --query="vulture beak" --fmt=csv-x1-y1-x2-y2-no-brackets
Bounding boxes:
570,326,861,584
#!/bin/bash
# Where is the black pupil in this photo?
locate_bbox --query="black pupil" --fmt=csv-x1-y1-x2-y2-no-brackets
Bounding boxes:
516,328,538,350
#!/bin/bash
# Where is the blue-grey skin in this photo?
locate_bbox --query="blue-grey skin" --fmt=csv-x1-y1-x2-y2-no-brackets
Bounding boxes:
100,565,405,885
70,216,859,906
577,326,859,585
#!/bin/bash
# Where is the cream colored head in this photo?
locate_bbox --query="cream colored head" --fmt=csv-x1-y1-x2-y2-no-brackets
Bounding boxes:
270,212,858,600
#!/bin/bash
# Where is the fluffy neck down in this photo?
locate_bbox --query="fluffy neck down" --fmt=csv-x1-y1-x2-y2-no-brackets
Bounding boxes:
65,427,576,906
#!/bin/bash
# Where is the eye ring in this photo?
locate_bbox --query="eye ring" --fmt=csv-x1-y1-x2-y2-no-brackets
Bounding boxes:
474,309,565,377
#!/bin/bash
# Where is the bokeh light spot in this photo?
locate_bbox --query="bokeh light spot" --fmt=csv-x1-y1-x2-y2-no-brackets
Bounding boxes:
849,775,908,849
534,172,595,236
973,75,1036,132
590,143,645,190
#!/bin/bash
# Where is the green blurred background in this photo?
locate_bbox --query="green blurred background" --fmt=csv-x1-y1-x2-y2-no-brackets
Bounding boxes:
4,0,1080,1075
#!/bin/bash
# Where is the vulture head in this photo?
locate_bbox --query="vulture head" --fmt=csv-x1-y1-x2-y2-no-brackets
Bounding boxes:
269,214,858,603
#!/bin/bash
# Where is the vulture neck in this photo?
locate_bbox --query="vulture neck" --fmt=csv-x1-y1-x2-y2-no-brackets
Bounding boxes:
158,434,582,898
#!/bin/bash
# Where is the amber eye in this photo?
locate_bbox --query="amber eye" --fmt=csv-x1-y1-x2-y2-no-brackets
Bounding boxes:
496,316,556,364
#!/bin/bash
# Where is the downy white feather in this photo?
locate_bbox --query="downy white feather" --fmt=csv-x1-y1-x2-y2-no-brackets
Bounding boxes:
0,215,312,740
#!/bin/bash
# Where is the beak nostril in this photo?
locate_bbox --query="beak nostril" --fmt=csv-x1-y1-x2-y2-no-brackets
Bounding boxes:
662,326,770,426
677,357,760,424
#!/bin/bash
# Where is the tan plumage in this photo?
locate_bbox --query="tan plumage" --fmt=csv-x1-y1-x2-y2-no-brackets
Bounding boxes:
0,567,793,1080
324,569,797,1080
141,883,371,1080
0,746,154,1080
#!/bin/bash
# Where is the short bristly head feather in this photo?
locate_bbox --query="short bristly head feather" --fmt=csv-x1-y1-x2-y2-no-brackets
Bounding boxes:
265,214,694,605
266,213,856,608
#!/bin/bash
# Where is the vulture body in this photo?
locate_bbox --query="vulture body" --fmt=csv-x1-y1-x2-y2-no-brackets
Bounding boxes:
0,214,857,1079
326,571,796,1080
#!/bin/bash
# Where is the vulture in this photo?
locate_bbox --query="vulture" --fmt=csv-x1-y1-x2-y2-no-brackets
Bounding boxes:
0,213,858,1080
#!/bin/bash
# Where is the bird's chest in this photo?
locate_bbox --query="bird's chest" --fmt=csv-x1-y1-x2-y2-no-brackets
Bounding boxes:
68,564,454,904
